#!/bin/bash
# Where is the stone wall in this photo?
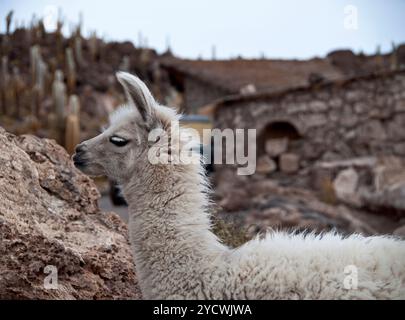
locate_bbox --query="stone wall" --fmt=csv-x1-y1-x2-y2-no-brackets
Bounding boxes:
184,77,228,113
214,71,405,170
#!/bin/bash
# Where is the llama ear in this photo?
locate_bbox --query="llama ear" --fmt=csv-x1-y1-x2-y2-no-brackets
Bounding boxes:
116,71,155,122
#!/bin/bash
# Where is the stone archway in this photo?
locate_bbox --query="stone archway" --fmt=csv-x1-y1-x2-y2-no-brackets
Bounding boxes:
256,121,302,174
258,121,301,156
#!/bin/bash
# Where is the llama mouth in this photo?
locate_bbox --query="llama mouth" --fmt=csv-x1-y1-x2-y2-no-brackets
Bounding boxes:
73,160,87,168
72,154,88,168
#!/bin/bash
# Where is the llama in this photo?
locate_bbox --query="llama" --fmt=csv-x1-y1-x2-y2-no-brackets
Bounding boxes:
73,72,405,299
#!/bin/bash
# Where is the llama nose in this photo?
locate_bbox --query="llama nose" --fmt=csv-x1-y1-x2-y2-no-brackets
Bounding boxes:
75,144,86,154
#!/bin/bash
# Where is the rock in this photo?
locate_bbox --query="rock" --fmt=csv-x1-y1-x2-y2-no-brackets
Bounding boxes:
393,143,405,156
316,157,377,170
265,138,288,158
308,100,327,112
308,73,325,86
397,44,405,67
219,189,250,212
316,156,405,218
388,114,405,140
241,179,377,237
333,168,360,205
0,127,141,299
326,49,360,74
214,167,405,238
373,156,405,192
393,225,405,238
279,153,300,173
303,114,328,128
361,184,405,218
354,102,368,114
357,120,387,141
329,98,343,109
239,84,256,95
358,156,405,218
256,155,276,174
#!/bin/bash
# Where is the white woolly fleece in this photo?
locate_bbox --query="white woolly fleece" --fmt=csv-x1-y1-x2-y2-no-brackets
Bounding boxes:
122,153,405,300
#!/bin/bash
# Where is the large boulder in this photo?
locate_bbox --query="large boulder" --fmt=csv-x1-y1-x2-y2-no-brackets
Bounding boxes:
333,167,360,206
214,173,378,237
242,179,376,236
313,156,405,219
0,127,141,299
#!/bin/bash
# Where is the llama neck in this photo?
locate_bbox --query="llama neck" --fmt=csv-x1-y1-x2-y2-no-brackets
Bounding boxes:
122,161,227,297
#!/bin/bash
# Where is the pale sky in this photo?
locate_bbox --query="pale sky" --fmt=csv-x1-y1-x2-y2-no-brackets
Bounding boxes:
1,0,404,59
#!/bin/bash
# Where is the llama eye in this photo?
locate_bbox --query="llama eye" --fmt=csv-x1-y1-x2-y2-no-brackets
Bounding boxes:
110,136,129,147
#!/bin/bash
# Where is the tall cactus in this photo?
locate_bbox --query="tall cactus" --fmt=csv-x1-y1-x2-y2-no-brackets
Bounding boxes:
30,45,47,116
30,45,40,85
67,94,80,116
36,59,47,96
119,55,130,71
390,42,398,71
0,56,10,115
65,47,76,94
375,44,383,71
6,11,14,36
55,10,64,65
11,66,24,118
65,94,81,154
138,31,143,48
52,70,67,144
88,31,98,61
74,35,85,67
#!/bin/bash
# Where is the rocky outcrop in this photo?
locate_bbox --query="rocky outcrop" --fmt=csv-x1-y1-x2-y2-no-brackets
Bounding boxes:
214,166,405,238
313,156,405,219
0,127,141,299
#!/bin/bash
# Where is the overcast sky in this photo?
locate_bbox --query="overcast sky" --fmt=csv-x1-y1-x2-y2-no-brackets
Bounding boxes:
1,0,404,59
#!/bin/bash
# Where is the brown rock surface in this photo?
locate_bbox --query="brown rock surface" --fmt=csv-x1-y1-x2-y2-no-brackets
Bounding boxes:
394,225,405,238
279,153,300,173
214,170,404,238
256,155,277,174
314,156,405,218
0,127,141,299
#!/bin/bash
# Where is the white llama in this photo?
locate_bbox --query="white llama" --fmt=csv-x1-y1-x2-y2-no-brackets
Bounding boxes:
73,72,405,299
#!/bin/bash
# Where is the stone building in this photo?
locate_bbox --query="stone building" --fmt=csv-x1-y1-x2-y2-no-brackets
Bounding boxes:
159,55,361,114
159,49,401,115
204,70,405,174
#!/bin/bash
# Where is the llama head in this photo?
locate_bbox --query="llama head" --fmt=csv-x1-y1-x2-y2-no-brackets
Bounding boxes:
73,72,179,183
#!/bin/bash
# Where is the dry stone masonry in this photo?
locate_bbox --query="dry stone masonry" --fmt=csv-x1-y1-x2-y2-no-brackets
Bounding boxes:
214,71,405,170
